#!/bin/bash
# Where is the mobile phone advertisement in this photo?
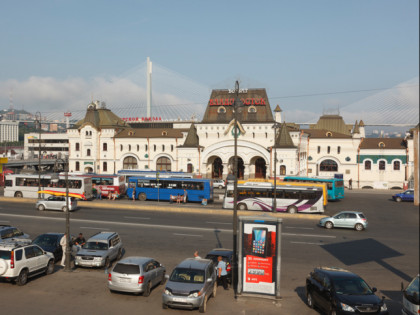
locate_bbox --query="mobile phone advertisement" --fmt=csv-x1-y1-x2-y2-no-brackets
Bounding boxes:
242,222,277,295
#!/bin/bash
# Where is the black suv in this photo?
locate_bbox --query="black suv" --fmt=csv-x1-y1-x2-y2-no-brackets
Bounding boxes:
305,267,389,315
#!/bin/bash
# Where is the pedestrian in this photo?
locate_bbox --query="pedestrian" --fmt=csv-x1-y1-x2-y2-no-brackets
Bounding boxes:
60,234,67,267
74,233,86,252
132,189,136,202
217,256,228,290
349,178,353,190
96,185,102,200
176,194,181,204
194,251,202,259
183,189,188,203
201,198,207,206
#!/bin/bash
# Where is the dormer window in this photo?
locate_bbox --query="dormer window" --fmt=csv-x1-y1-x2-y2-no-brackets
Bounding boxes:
162,131,168,136
248,106,257,113
326,131,333,137
217,106,226,114
378,142,385,148
128,131,134,136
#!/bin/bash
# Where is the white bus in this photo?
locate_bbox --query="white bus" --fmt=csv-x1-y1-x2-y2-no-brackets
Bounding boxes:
4,174,93,199
222,182,325,213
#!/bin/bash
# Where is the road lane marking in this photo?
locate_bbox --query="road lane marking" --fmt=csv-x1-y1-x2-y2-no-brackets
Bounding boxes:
286,226,314,230
80,227,110,230
0,213,334,238
291,241,325,245
124,216,151,220
206,221,232,225
173,233,203,237
0,220,10,223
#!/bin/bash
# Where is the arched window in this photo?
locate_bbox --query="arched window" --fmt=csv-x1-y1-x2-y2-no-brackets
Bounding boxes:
120,145,123,151
206,132,208,139
393,161,400,170
187,163,193,173
123,156,138,169
103,143,107,151
145,144,148,151
154,145,156,152
317,146,321,154
337,146,341,154
171,145,174,152
137,145,139,152
265,132,268,138
75,143,80,151
162,145,165,152
103,162,107,172
379,160,386,170
320,159,338,172
327,146,331,154
364,160,371,170
75,161,80,171
280,165,286,175
128,145,131,151
87,149,91,156
156,157,171,171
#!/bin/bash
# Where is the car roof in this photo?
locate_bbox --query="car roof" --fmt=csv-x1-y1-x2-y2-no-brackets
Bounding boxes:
35,233,63,237
117,256,153,265
335,211,364,215
176,258,212,270
88,232,117,241
206,248,233,256
316,267,359,278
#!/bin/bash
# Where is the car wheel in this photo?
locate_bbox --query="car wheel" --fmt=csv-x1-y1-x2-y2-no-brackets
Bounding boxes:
355,223,364,231
45,259,55,275
62,206,68,212
287,206,298,214
306,291,314,308
238,203,247,210
325,221,334,229
396,197,402,202
143,281,152,297
139,193,147,201
162,303,168,309
219,185,223,189
15,191,23,198
212,281,217,298
104,257,111,269
116,248,122,260
199,295,208,313
37,204,45,211
17,269,28,286
160,272,166,285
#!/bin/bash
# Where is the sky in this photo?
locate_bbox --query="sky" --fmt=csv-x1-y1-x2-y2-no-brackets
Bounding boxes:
0,0,418,125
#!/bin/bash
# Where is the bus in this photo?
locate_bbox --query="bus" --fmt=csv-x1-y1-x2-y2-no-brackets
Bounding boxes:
127,176,213,203
238,179,328,207
74,174,126,198
4,174,93,199
117,170,194,184
222,182,325,213
283,176,344,201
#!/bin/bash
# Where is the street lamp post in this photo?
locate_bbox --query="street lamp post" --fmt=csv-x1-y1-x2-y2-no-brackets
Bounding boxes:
36,112,42,199
272,123,280,212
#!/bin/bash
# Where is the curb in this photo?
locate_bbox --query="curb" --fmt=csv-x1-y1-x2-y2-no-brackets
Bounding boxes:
0,197,325,220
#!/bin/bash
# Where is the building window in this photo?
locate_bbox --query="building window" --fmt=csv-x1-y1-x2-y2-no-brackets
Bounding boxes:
171,145,174,152
162,145,165,152
123,156,137,169
206,132,208,139
75,161,80,171
145,144,148,151
137,145,139,152
265,132,268,138
317,146,321,154
379,160,386,170
103,162,107,172
87,149,91,157
103,143,107,151
120,145,123,151
154,145,156,152
187,163,193,173
327,146,331,154
337,146,341,154
393,161,400,170
217,132,220,138
253,133,255,139
156,157,171,171
320,159,338,172
129,145,131,151
364,160,371,170
280,165,286,175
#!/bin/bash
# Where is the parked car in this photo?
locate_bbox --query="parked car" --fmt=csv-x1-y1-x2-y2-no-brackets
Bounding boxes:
392,189,414,202
402,274,419,315
213,179,226,189
75,232,123,269
36,196,78,212
108,257,166,296
162,258,217,313
0,241,55,285
0,225,31,244
319,211,367,231
205,248,233,284
306,267,388,315
32,233,77,262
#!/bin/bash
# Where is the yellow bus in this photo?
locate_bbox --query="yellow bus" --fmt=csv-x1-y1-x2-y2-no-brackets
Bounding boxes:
237,179,328,206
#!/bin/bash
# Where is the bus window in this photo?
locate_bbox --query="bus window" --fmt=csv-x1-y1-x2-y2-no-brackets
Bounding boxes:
284,190,300,199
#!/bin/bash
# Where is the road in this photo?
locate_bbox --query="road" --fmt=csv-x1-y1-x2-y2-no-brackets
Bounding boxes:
0,190,418,315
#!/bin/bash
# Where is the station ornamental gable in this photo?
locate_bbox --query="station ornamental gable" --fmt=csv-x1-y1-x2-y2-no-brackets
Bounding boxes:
201,88,274,124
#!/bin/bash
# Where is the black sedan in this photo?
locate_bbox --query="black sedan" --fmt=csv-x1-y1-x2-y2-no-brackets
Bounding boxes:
32,233,65,262
205,248,233,284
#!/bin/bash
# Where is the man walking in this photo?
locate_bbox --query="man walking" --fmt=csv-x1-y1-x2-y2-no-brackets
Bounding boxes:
60,234,67,267
96,186,102,200
183,189,188,203
349,178,353,190
217,256,228,290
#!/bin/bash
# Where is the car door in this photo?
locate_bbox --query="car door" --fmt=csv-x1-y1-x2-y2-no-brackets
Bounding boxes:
346,213,357,228
317,274,333,313
144,261,157,286
32,245,47,271
310,272,325,307
404,191,414,201
152,260,163,285
333,213,346,228
24,246,37,273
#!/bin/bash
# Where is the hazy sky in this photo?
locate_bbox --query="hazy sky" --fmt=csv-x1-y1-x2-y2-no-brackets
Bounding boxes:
0,0,418,124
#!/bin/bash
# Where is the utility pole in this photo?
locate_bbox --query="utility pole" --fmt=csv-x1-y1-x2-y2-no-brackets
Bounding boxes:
36,112,42,198
414,126,419,206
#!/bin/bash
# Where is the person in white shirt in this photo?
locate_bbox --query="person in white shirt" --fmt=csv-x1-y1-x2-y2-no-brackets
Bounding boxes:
60,234,67,267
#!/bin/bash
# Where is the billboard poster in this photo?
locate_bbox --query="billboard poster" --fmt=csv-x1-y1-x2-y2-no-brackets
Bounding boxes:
242,222,277,295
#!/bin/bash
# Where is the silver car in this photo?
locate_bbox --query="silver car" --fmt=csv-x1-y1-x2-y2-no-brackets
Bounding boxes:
319,211,368,231
75,232,123,268
36,196,78,212
162,258,217,313
108,257,166,296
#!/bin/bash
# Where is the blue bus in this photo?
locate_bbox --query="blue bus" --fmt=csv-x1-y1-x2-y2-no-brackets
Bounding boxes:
127,176,213,203
283,176,344,201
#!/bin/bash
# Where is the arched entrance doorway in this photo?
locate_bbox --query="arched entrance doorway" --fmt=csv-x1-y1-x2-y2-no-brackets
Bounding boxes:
84,166,93,173
320,159,338,172
255,158,266,178
212,157,224,178
228,157,245,179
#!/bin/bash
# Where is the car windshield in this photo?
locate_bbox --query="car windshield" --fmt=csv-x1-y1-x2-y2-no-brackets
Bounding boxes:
33,235,58,247
169,268,205,283
113,263,140,275
405,276,420,304
333,277,373,295
82,242,108,250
